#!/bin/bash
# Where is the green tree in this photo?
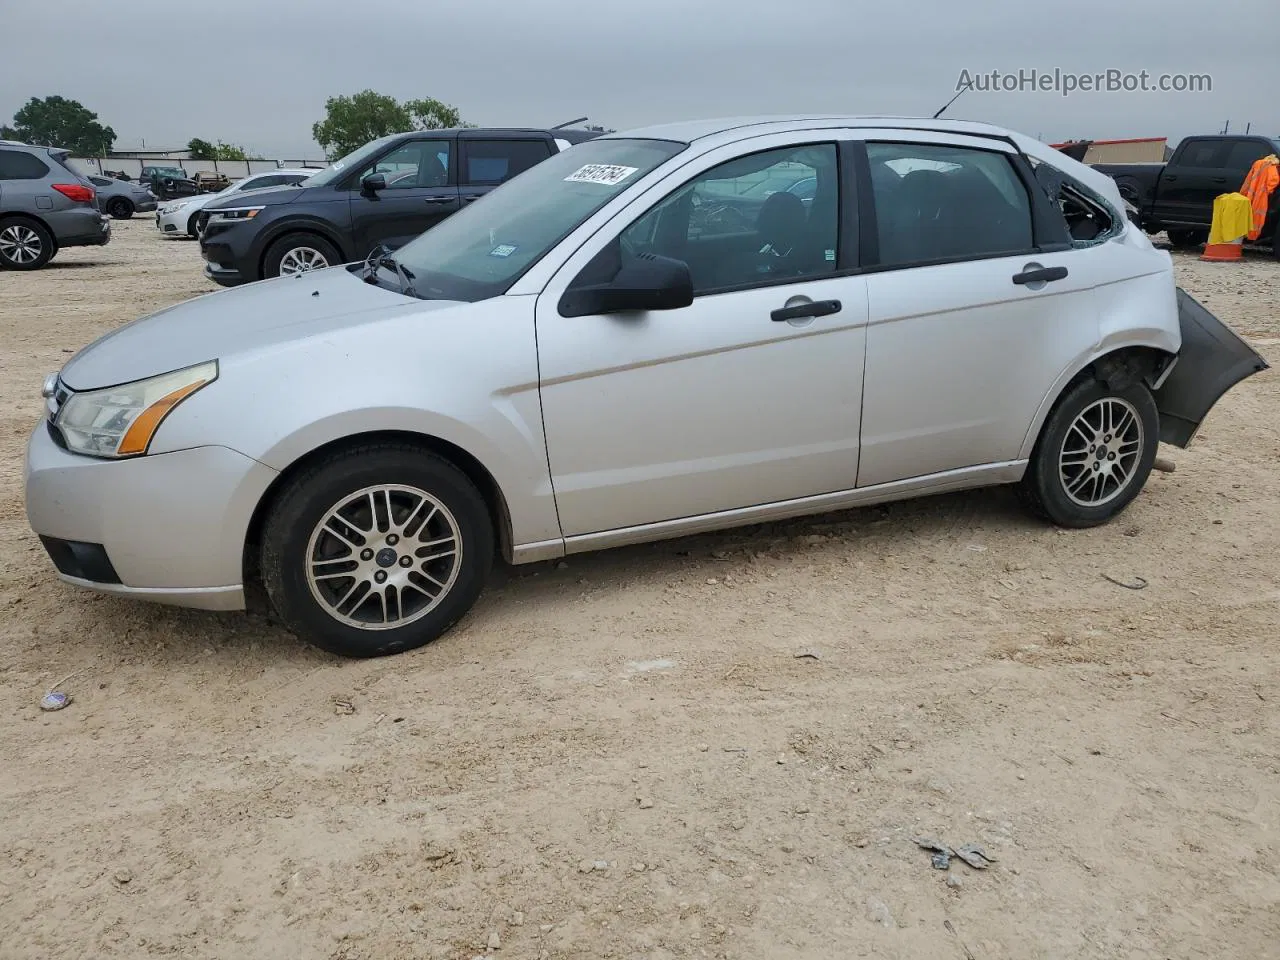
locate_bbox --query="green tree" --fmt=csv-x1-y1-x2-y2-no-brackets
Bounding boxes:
312,90,467,158
404,97,463,131
187,137,251,161
4,96,115,155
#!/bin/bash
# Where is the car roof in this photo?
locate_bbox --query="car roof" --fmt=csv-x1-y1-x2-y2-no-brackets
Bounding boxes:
379,127,600,143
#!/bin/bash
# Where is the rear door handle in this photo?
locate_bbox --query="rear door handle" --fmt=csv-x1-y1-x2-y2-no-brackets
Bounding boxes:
424,196,454,205
1012,266,1068,286
461,195,480,204
771,299,841,322
1163,175,1178,181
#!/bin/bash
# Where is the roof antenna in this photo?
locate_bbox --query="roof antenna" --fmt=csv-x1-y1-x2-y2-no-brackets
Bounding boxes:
551,116,590,130
932,81,973,120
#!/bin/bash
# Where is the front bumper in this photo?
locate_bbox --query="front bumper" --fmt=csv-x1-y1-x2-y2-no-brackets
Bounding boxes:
156,205,198,236
25,423,279,611
134,197,158,213
200,234,251,286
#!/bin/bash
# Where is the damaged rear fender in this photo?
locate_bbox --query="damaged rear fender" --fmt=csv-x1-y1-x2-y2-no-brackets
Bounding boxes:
1153,288,1270,447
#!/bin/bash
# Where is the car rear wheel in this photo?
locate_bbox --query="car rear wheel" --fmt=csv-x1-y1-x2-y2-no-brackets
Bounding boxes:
1166,228,1207,249
264,233,340,279
260,443,494,658
1018,377,1159,528
0,217,55,270
106,197,134,220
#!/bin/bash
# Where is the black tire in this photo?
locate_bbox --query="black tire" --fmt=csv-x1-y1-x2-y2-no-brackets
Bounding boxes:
1113,177,1142,209
260,443,494,658
186,213,200,238
262,232,340,279
1166,228,1207,249
1018,377,1159,528
0,217,55,270
106,197,134,220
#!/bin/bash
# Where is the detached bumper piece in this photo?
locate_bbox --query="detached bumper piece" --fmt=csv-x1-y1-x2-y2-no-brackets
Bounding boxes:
1154,288,1270,447
38,536,121,584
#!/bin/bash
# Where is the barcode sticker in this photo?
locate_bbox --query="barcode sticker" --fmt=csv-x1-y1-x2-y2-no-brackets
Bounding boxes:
564,164,639,186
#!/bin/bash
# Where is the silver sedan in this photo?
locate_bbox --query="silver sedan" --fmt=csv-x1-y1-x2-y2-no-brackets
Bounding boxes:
25,116,1267,657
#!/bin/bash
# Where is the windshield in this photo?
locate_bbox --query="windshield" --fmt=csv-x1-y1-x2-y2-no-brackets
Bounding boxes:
302,135,401,187
387,138,685,301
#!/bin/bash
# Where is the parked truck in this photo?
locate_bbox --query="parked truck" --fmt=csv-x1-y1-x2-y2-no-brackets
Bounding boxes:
1093,134,1279,254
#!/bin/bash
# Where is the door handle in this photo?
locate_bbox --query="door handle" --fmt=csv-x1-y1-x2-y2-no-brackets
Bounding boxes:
423,197,454,205
461,195,480,204
1164,175,1179,182
771,299,841,322
1012,266,1068,286
1211,176,1227,183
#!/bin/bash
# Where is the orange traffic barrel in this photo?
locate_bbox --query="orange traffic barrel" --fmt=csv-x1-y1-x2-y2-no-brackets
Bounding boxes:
1201,239,1243,262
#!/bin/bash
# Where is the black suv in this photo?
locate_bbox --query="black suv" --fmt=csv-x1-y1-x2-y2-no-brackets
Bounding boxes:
199,127,599,286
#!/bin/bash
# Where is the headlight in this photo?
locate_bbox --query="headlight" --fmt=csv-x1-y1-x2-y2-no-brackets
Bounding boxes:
56,361,218,458
206,206,263,223
166,199,191,212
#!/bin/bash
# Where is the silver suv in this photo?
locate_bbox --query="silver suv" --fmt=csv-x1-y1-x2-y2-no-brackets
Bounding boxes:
0,141,111,270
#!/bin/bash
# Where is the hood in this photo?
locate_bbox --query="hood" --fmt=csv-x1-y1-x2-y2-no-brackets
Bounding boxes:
204,184,304,210
60,267,457,390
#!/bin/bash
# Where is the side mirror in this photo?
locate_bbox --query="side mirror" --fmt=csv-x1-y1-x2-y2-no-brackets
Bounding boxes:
559,254,693,318
361,172,387,194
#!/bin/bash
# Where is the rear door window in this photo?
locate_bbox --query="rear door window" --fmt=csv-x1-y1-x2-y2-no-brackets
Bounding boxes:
864,142,1034,267
0,150,51,180
1224,140,1275,175
461,139,552,186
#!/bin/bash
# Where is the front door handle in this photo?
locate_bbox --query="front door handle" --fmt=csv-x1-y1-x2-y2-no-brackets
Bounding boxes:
1012,266,1068,286
771,299,841,322
1164,175,1179,182
423,197,454,205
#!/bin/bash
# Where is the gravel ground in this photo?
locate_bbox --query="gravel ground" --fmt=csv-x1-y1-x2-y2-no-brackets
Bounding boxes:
1,219,1278,960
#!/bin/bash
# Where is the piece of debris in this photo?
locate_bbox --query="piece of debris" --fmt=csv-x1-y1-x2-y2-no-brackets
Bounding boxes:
914,837,954,870
953,844,997,869
946,873,964,889
487,931,501,950
39,672,77,711
592,860,609,872
1152,456,1176,473
1102,574,1148,591
39,691,71,712
637,797,654,810
722,747,748,753
333,698,356,716
510,911,525,927
113,868,132,885
793,648,822,661
915,838,996,871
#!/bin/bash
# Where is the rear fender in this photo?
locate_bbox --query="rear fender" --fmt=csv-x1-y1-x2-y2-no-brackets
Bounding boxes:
1154,288,1269,447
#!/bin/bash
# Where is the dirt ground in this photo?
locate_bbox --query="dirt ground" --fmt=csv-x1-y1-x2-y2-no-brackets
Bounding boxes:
1,219,1278,960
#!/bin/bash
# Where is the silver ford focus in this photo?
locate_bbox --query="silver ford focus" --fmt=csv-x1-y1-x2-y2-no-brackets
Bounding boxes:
25,117,1267,657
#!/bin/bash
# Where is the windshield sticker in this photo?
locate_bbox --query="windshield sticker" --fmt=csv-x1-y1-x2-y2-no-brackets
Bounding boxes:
489,243,518,258
564,164,639,186
332,161,345,171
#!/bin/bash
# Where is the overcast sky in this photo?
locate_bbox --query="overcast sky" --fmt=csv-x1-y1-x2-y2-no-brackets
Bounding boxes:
0,0,1271,159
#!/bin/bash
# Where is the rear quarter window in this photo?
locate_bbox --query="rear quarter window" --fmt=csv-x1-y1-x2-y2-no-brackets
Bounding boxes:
0,150,51,180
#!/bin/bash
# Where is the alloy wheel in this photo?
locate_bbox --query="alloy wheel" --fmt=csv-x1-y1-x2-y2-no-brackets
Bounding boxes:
305,484,462,630
1058,397,1144,507
279,246,329,275
0,225,42,265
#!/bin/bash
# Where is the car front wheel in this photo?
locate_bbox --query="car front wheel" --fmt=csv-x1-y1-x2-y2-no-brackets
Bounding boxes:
264,233,340,279
1019,377,1159,528
260,443,494,658
106,197,134,219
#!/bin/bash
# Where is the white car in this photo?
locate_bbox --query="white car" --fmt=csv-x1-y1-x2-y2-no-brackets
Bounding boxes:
155,169,316,238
